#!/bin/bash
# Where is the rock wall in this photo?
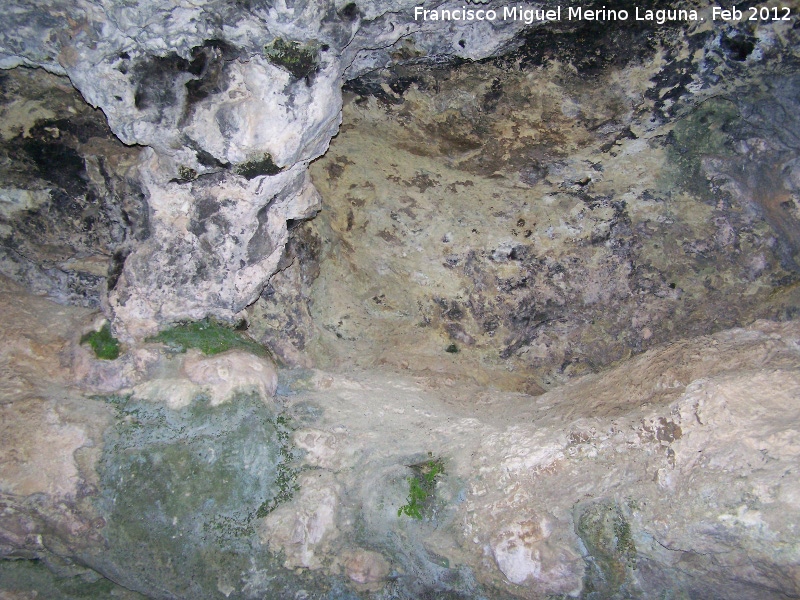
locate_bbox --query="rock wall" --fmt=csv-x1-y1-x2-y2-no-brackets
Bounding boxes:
249,11,800,391
4,1,797,351
0,67,147,306
2,274,800,599
0,0,533,339
2,2,800,599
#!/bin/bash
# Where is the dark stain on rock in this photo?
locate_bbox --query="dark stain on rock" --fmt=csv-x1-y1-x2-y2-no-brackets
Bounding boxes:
189,197,221,237
410,172,439,192
326,162,345,180
0,73,148,305
446,180,474,193
247,202,276,264
386,76,419,97
107,248,131,292
499,0,684,75
482,78,503,113
656,417,682,443
377,229,401,244
133,53,192,110
133,40,238,122
344,63,463,105
721,33,756,61
343,77,403,105
19,136,87,196
338,2,360,21
181,40,239,122
265,38,318,80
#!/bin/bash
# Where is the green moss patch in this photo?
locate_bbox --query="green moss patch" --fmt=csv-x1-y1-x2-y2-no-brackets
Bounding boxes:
80,323,120,360
235,152,283,179
666,98,740,199
398,455,445,520
574,500,637,597
265,38,318,79
0,559,145,599
177,165,197,181
257,414,301,517
148,318,267,356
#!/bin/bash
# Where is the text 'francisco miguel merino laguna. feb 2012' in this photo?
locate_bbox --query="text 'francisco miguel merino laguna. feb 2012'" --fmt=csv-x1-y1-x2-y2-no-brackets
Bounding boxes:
413,3,793,25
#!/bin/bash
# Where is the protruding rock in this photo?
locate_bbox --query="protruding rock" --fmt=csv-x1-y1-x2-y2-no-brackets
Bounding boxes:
183,348,278,405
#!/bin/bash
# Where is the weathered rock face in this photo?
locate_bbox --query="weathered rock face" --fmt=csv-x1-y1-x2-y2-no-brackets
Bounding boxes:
0,0,532,338
0,67,147,307
4,0,796,349
2,275,800,599
2,1,800,599
248,12,800,391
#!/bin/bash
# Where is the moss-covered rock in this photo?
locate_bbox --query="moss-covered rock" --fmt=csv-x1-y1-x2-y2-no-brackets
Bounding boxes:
397,456,445,520
665,98,740,199
0,559,146,599
92,393,302,599
80,323,121,360
575,500,637,598
148,318,267,356
264,38,318,80
235,152,283,179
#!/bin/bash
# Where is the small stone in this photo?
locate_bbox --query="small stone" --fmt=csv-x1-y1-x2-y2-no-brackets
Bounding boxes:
343,549,390,584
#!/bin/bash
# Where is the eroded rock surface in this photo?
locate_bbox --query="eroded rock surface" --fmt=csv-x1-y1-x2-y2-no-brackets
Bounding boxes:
263,321,800,599
2,278,799,599
0,0,530,338
249,12,800,390
0,67,147,307
1,1,800,599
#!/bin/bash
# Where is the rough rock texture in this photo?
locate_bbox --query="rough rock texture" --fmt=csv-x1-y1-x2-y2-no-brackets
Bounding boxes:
182,348,278,404
264,322,800,599
3,0,798,350
248,12,800,390
0,276,126,593
2,1,800,599
2,274,800,599
0,67,147,307
0,0,532,338
0,278,300,599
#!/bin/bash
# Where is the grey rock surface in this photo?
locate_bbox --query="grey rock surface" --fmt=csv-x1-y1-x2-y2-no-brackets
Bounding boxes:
0,67,147,307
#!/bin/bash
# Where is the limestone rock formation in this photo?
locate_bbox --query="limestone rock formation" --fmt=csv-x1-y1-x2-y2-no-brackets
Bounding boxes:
0,67,147,307
0,0,529,338
252,11,800,390
1,0,800,598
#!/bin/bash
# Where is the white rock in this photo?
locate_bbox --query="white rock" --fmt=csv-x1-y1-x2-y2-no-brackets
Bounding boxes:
182,349,277,405
260,472,340,570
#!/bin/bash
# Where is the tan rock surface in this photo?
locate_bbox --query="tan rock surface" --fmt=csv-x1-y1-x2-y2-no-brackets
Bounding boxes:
269,319,800,598
1,274,800,598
